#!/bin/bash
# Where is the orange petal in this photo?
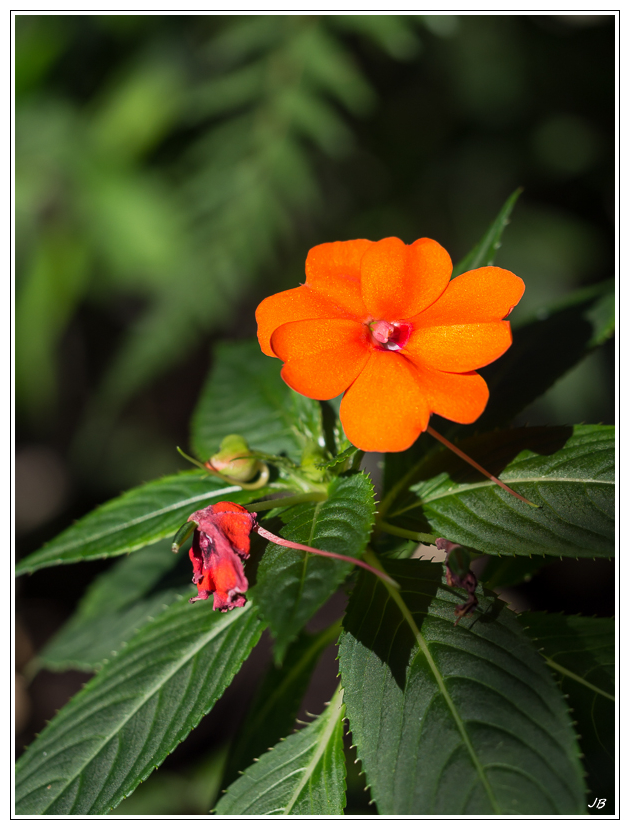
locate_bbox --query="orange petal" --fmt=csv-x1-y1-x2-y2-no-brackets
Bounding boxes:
412,266,525,325
339,351,430,452
360,237,452,320
256,285,362,357
306,239,373,284
414,365,489,424
405,322,512,372
272,318,369,400
304,240,370,319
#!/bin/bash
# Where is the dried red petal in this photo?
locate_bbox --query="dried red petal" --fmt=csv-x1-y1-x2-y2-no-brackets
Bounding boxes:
187,502,257,612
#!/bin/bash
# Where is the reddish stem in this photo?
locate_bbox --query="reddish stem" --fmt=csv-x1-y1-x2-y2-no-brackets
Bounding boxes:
426,425,539,507
254,525,399,587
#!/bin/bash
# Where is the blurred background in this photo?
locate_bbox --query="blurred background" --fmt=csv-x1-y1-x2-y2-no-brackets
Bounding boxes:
15,13,615,813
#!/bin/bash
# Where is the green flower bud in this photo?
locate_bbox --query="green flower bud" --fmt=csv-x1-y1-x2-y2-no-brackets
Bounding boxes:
207,435,259,483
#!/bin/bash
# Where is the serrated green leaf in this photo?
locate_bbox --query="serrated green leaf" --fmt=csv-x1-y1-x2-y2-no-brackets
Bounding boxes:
394,425,614,558
16,471,271,576
40,588,183,673
453,188,522,278
57,540,179,620
521,613,615,814
15,600,264,815
315,444,358,471
224,623,341,788
339,560,586,815
191,340,321,463
215,686,346,815
253,473,376,661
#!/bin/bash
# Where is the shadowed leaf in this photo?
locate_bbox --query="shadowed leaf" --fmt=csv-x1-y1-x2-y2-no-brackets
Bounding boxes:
521,613,615,815
339,560,586,815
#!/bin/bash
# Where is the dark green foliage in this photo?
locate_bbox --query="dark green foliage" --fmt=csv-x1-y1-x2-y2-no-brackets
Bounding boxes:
476,280,615,432
521,613,615,814
339,561,586,815
479,554,550,590
453,188,522,277
191,340,321,462
39,542,185,671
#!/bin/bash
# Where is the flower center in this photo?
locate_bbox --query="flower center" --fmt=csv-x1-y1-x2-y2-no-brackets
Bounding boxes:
368,320,412,351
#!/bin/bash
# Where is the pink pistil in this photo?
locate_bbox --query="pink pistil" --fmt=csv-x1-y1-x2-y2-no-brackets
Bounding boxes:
368,320,412,351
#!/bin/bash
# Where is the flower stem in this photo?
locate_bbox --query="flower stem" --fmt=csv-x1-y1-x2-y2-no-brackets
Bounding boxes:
375,519,437,545
426,426,540,507
176,446,208,471
254,525,399,588
171,520,198,553
351,449,365,471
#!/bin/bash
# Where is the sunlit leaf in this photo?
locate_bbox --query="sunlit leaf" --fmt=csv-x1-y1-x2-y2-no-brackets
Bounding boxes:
215,687,346,815
387,425,614,559
15,600,264,815
16,471,271,575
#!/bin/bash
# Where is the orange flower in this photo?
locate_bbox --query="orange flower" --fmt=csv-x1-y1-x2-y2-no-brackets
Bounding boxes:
256,238,524,452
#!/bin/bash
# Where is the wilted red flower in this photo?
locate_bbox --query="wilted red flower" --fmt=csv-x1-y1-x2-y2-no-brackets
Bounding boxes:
180,500,399,611
256,238,524,452
187,502,256,612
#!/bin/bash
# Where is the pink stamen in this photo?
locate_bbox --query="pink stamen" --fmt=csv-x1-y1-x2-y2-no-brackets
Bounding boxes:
370,320,395,344
368,320,413,351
